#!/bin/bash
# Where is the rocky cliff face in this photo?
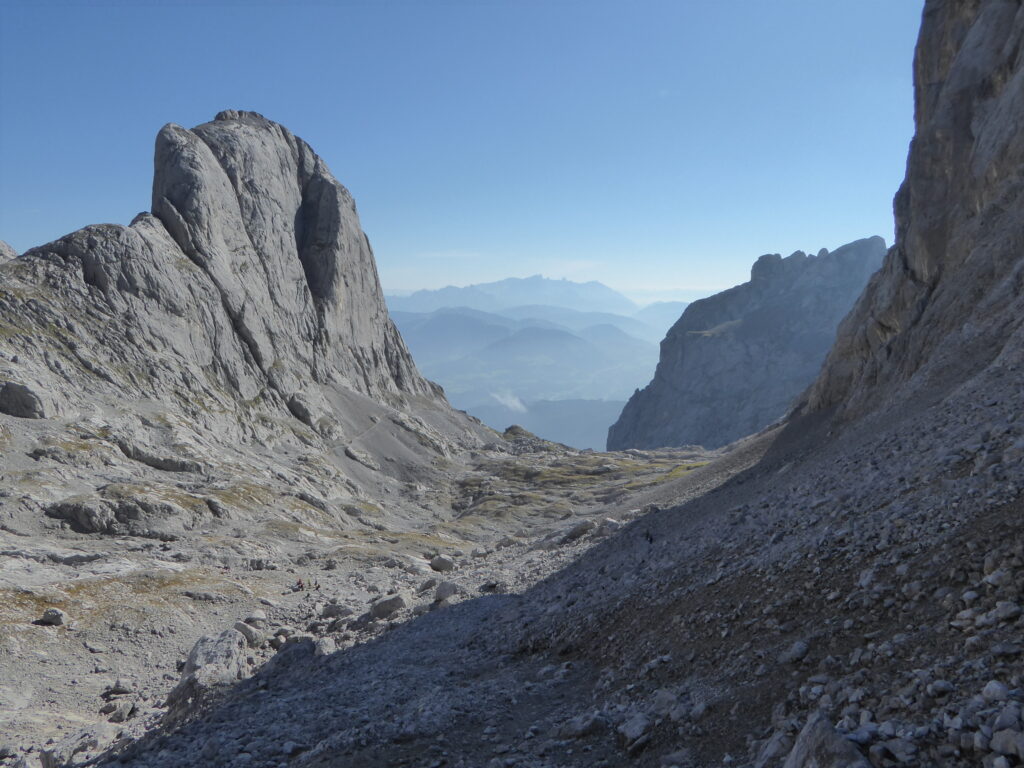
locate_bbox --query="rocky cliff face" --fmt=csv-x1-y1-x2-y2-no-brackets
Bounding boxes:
0,239,16,263
804,1,1024,420
0,110,487,545
19,110,433,412
607,237,885,450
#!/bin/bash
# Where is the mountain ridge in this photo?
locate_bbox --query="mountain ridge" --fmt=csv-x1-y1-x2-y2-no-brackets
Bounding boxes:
608,237,887,450
387,274,638,315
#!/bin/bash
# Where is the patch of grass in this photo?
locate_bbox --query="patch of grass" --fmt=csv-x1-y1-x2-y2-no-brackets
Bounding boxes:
100,482,205,511
622,461,710,490
665,461,710,479
209,482,279,511
0,568,240,625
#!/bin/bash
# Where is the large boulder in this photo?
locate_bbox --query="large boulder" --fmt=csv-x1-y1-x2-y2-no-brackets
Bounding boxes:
0,381,49,419
165,629,249,716
782,712,870,768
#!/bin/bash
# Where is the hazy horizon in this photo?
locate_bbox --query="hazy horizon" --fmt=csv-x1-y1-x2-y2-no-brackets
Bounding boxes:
383,273,718,307
379,235,888,306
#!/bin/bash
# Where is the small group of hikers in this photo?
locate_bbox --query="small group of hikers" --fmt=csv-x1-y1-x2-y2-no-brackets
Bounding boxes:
287,577,321,593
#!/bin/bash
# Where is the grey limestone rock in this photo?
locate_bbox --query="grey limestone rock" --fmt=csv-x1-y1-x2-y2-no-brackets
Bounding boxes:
149,110,434,404
370,592,408,619
232,620,263,648
0,109,473,428
429,554,456,572
804,2,1024,421
38,723,119,768
0,109,490,556
38,607,67,626
608,238,885,450
0,240,16,263
165,628,249,715
781,712,870,768
0,381,51,419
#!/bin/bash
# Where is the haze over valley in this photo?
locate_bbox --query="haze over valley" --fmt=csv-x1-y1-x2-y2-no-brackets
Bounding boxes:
386,276,684,449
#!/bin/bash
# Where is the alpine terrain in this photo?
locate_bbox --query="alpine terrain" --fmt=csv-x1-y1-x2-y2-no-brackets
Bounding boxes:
2,2,1024,768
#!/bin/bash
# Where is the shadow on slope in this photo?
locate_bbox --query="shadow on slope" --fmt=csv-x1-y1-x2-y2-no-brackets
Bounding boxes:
108,357,1024,767
101,431,775,768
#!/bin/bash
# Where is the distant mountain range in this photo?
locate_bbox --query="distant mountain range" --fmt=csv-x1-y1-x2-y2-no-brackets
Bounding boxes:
632,301,689,334
386,279,692,448
390,306,662,437
387,274,639,315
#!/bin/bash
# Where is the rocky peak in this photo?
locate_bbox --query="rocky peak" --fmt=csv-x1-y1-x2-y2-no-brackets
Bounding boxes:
0,111,484,542
750,250,807,283
0,240,16,263
607,237,886,450
148,110,430,402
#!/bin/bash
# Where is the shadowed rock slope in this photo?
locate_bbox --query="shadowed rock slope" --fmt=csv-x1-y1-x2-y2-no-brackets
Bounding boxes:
607,237,885,451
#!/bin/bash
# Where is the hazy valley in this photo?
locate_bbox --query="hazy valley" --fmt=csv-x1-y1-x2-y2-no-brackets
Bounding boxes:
387,282,674,450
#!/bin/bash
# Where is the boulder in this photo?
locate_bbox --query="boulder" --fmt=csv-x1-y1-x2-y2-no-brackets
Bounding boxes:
434,581,461,602
430,554,456,573
370,593,408,620
165,629,249,715
321,603,353,619
782,712,871,768
38,723,119,768
233,620,263,648
37,607,68,626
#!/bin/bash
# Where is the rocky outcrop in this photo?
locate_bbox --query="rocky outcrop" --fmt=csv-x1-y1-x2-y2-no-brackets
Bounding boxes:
781,713,871,768
607,238,885,450
0,240,16,263
0,110,488,549
804,2,1024,420
0,381,51,419
17,110,433,409
165,629,250,717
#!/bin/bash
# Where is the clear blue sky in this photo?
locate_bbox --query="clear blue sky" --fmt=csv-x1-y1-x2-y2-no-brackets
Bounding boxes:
0,0,923,303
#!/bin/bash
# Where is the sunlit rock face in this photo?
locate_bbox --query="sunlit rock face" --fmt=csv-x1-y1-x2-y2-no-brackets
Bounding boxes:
608,237,885,450
0,110,486,540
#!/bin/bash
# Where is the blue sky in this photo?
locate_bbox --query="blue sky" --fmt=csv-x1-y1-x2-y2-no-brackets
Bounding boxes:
0,0,923,303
